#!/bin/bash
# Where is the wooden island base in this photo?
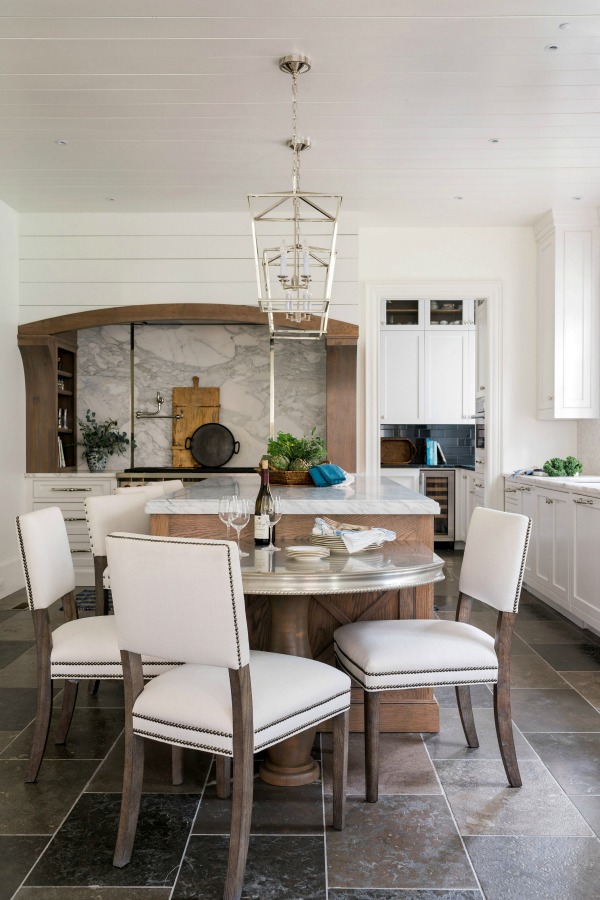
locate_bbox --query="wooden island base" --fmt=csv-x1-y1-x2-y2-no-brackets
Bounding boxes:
151,511,441,737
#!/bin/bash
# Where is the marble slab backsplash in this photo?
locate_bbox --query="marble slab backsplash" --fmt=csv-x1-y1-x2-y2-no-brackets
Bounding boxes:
77,324,326,471
578,420,600,474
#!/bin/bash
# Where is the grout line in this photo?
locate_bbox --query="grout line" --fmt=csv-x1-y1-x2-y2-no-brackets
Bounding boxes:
167,754,212,900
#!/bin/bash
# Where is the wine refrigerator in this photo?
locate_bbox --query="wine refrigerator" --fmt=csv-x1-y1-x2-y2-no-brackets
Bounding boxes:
419,470,455,543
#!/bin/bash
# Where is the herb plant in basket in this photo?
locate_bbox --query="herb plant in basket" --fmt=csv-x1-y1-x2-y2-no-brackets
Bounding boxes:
78,409,133,471
266,428,327,485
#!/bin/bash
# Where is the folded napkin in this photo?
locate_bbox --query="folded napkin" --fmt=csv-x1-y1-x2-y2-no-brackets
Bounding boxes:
313,517,396,554
309,464,347,486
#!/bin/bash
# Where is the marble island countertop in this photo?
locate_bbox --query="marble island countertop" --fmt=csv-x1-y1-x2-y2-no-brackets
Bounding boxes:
505,473,600,498
145,474,439,516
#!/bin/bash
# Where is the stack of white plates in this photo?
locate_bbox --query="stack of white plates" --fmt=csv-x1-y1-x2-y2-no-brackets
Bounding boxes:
285,545,330,561
309,534,383,554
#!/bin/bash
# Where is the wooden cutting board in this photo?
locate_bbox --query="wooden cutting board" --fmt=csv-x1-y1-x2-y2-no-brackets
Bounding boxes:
171,376,220,468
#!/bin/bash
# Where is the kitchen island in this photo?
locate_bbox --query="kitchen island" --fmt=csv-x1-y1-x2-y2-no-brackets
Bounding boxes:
147,475,442,781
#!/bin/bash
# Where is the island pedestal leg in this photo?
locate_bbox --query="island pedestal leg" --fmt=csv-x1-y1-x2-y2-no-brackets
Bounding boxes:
258,595,320,787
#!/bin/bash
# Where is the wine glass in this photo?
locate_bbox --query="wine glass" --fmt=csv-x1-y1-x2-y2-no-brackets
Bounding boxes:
218,495,235,538
229,497,250,557
261,494,282,551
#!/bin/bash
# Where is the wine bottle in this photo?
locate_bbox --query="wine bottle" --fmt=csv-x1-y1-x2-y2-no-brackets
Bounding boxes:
254,459,272,545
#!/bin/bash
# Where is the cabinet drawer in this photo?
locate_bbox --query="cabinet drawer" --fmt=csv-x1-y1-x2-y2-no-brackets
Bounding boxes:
33,481,109,502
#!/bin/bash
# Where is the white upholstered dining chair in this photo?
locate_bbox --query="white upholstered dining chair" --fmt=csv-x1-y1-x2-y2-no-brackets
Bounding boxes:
115,479,184,497
106,531,351,900
334,506,531,802
15,506,181,784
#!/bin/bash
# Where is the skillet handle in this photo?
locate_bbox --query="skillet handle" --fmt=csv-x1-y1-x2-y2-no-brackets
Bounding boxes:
185,437,191,450
233,441,240,455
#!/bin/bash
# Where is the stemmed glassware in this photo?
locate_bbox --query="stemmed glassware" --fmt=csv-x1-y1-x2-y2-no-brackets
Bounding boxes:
261,494,282,551
229,497,250,557
218,495,235,539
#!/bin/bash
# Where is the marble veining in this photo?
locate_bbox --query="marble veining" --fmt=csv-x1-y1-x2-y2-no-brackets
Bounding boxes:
145,474,439,515
77,323,326,472
505,473,600,498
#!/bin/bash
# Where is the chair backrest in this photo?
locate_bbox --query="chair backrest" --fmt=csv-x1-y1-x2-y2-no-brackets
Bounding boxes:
16,507,76,610
115,482,166,498
460,507,531,613
106,532,249,669
161,479,184,496
85,493,150,559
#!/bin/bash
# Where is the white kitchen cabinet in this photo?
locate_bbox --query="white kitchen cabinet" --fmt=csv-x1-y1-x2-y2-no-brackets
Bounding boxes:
475,299,487,398
517,484,535,585
504,478,522,514
532,486,570,612
455,469,470,541
381,328,474,425
380,330,424,423
380,298,475,330
534,210,600,419
571,492,600,631
25,474,117,586
381,468,420,493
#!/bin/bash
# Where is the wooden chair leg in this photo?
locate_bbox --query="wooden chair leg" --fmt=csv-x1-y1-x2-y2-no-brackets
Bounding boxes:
364,690,381,803
113,730,145,867
332,708,349,831
456,685,479,748
54,680,79,745
216,755,232,799
494,681,522,788
171,746,184,786
224,667,253,900
26,670,53,784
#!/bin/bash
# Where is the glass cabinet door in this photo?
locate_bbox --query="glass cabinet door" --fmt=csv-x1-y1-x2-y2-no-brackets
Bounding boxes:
426,299,474,327
380,298,423,327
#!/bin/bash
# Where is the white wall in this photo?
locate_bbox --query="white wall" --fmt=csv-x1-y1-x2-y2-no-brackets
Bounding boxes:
358,227,578,474
18,212,359,325
0,199,25,598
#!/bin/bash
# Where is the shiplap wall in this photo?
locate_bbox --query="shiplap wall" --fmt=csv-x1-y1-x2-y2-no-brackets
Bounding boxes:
18,212,359,324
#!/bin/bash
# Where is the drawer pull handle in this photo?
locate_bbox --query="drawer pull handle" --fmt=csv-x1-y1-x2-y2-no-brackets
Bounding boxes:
64,517,86,522
462,474,467,480
519,487,531,492
545,498,554,504
476,459,484,464
70,549,90,554
475,482,484,488
505,488,517,493
574,497,594,505
52,487,93,492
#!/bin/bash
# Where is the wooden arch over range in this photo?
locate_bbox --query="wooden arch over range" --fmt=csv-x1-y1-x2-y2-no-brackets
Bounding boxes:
18,303,358,473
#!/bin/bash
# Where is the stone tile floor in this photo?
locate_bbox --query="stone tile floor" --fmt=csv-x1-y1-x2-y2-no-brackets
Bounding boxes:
0,548,599,899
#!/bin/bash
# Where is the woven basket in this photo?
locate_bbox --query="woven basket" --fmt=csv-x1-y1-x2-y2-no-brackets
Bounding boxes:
256,460,329,487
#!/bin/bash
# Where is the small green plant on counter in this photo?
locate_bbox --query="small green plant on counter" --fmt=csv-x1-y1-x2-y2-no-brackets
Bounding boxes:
543,456,583,477
266,427,327,471
78,409,133,469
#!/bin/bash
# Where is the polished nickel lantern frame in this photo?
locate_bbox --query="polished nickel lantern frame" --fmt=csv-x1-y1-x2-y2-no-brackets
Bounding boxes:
249,54,342,340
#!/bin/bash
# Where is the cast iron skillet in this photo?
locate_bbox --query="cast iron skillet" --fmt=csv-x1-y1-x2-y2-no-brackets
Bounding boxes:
185,422,240,467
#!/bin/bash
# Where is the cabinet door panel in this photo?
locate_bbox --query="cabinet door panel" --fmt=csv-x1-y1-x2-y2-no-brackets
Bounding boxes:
519,487,535,585
424,332,468,424
571,496,600,630
533,487,570,610
380,331,424,423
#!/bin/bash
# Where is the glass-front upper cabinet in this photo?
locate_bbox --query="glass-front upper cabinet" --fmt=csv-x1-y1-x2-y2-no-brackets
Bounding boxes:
380,298,475,329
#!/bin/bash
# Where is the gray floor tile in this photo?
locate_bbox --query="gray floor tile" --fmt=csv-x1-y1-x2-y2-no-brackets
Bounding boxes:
0,641,35,669
532,642,600,671
570,795,600,837
526,732,600,795
511,688,600,733
561,672,600,710
0,731,19,753
0,688,37,731
0,646,40,689
1,706,124,761
0,836,50,900
0,612,36,642
423,707,536,761
464,835,600,900
15,890,171,900
326,795,478,891
329,892,483,900
322,732,441,797
434,684,493,708
435,759,593,836
508,652,570,689
514,618,590,644
173,834,326,899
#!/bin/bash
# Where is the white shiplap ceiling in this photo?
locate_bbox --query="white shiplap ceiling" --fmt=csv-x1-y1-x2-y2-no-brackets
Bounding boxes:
1,0,600,224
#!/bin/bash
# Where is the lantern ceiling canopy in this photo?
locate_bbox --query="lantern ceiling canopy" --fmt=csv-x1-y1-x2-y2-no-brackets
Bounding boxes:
248,54,342,340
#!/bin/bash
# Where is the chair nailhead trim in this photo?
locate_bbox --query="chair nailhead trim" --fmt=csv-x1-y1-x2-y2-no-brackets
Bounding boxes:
335,656,497,690
15,516,35,612
254,688,351,734
254,704,351,752
134,728,233,756
334,645,497,679
107,534,244,668
514,518,532,613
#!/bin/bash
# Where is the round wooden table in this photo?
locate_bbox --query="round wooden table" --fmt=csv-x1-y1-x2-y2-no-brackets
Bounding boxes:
239,540,445,787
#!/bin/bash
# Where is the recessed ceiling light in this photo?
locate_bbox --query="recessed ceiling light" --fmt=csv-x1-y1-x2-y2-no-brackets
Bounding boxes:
454,196,463,200
105,197,116,202
488,138,499,143
572,196,582,200
55,139,68,145
545,44,559,51
558,22,570,30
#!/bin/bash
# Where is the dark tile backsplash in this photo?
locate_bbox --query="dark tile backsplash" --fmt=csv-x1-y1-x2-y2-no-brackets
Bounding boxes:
380,424,475,466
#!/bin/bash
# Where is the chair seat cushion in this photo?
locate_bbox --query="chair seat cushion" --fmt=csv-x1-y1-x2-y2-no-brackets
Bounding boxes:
130,650,351,756
50,616,179,680
334,619,498,691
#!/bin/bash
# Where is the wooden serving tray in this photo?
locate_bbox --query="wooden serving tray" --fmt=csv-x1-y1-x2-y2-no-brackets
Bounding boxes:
380,438,417,466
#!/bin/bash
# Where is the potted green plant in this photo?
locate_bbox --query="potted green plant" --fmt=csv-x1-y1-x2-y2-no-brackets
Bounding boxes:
264,428,327,484
78,409,132,471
